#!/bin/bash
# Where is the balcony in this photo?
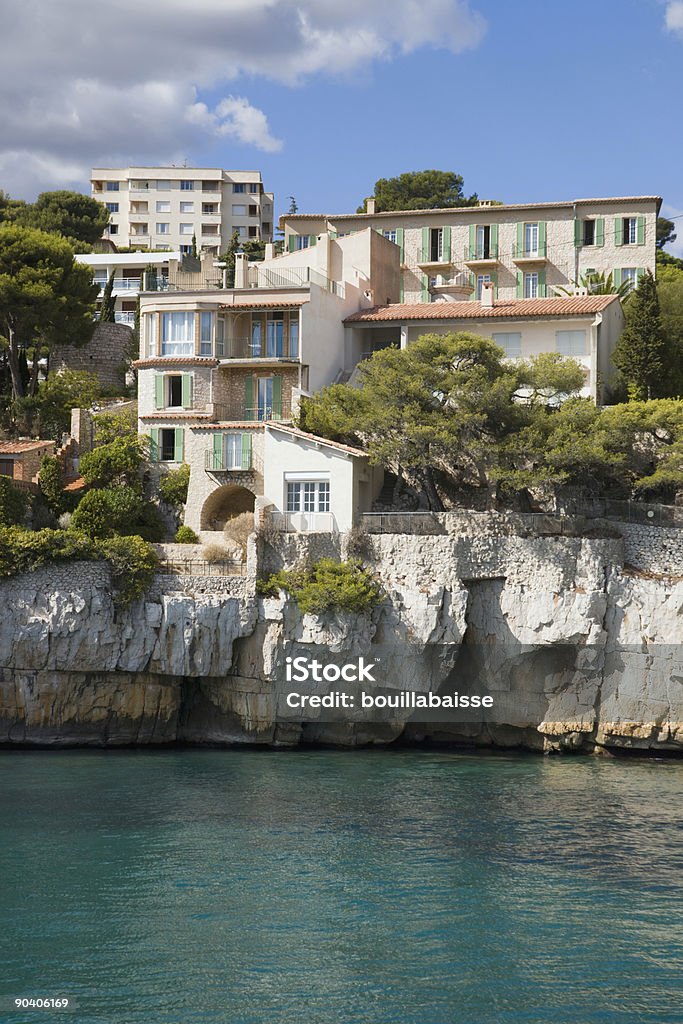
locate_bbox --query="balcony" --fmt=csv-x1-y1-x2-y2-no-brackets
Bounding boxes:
204,449,252,472
416,250,456,272
463,245,499,267
217,337,299,362
512,242,548,264
115,311,136,326
268,511,334,533
212,398,292,422
95,277,142,294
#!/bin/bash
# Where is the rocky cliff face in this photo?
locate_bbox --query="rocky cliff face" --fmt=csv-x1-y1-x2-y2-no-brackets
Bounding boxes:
0,526,681,754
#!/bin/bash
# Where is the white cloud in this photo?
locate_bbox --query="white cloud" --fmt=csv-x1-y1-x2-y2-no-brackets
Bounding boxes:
0,0,485,196
666,1,683,35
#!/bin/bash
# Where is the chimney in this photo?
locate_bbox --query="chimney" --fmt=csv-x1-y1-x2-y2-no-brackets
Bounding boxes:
234,252,248,289
481,281,494,308
366,197,376,214
264,243,275,260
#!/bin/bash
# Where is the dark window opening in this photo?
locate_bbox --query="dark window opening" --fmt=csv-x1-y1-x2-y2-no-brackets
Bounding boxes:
168,376,182,407
160,429,176,461
583,220,595,246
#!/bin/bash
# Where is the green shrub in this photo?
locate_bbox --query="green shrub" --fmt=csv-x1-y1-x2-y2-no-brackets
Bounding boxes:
159,464,190,507
258,558,382,615
38,455,67,514
94,408,138,444
71,485,164,541
0,526,158,606
175,525,199,544
0,477,30,527
79,436,147,489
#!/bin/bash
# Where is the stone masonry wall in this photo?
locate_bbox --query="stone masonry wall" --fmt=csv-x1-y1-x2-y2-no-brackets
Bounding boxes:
52,322,132,391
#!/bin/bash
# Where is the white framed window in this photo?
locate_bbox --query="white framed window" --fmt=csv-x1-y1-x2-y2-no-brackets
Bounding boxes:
232,204,247,215
248,183,260,193
106,181,119,192
156,180,171,190
161,311,194,356
180,180,194,191
223,433,243,470
524,222,539,256
180,202,194,214
156,223,169,234
179,223,193,235
146,314,157,357
383,229,397,243
156,200,171,213
105,202,119,213
624,217,637,244
233,183,246,193
237,226,247,238
556,330,586,356
286,480,330,513
295,235,310,250
492,332,522,358
476,274,491,300
524,272,538,298
621,268,638,291
180,244,193,256
200,312,213,356
202,204,217,214
108,224,118,235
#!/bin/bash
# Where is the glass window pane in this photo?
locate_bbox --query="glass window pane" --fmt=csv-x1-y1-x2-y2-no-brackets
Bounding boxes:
287,482,300,512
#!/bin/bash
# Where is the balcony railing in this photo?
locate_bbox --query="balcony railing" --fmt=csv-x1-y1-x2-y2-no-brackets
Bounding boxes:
115,311,136,325
204,449,252,472
217,337,298,360
429,270,473,290
417,250,454,265
212,399,292,422
512,242,548,260
268,511,335,533
95,277,142,292
464,245,499,261
247,265,345,297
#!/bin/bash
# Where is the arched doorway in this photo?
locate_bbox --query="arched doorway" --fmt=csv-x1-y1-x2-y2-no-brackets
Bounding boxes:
200,484,256,531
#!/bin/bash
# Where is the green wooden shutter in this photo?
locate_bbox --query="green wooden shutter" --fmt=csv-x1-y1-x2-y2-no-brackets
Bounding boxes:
489,223,499,257
613,268,622,287
595,218,605,247
181,373,192,409
421,226,429,263
173,428,184,463
516,222,524,256
516,271,523,299
244,374,255,420
272,375,282,419
396,227,405,263
636,267,645,285
637,216,646,245
240,432,252,470
154,374,164,410
574,219,583,247
614,218,624,246
212,432,223,471
443,225,451,263
308,235,317,247
538,221,547,256
288,235,297,253
420,274,430,302
468,224,476,259
537,269,546,298
149,428,159,462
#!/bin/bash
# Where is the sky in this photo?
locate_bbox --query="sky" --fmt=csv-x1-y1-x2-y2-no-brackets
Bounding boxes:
2,0,683,252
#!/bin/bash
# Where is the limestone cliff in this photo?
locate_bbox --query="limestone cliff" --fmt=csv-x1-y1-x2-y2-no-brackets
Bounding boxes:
0,522,681,754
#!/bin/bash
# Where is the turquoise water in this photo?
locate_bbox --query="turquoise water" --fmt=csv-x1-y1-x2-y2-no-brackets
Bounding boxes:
1,750,683,1024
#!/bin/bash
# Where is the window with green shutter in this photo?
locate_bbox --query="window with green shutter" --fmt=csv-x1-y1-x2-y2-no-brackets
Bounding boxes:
244,375,255,420
154,375,164,410
395,227,405,263
537,269,546,298
516,271,523,299
288,235,297,252
595,218,605,247
240,432,252,470
272,375,283,419
489,223,499,258
468,224,477,260
614,219,624,246
538,221,547,256
637,216,646,245
212,432,223,471
443,225,451,262
574,219,583,247
181,373,192,409
420,274,430,302
173,428,184,463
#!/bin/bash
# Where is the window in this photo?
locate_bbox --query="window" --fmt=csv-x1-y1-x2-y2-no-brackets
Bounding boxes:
383,229,397,243
429,227,443,262
202,203,217,214
289,319,299,359
156,180,171,190
179,223,193,235
180,180,194,191
524,272,538,298
524,222,539,256
583,220,595,246
476,274,491,300
248,226,258,238
166,375,183,408
108,224,118,235
621,268,638,291
106,181,119,192
295,235,310,250
248,183,260,193
223,433,243,470
556,330,586,356
0,459,13,478
216,317,225,357
233,183,246,193
146,314,157,357
94,272,108,290
476,225,490,259
180,201,194,214
248,204,258,217
156,223,169,234
266,313,284,357
492,332,522,358
156,200,171,213
286,480,330,513
161,311,194,356
623,217,637,244
232,204,247,216
257,377,273,420
237,226,247,238
200,312,213,356
160,428,179,462
105,202,119,213
180,244,193,256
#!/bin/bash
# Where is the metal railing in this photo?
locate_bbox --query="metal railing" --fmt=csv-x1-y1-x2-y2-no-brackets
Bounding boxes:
464,245,499,261
430,271,473,290
95,277,142,292
114,311,136,325
418,250,452,264
563,498,683,528
204,449,253,472
512,242,548,260
157,558,246,577
212,399,292,422
217,336,298,360
246,264,345,297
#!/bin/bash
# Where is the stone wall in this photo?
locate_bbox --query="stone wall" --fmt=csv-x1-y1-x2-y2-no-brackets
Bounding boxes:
52,322,132,391
614,522,683,577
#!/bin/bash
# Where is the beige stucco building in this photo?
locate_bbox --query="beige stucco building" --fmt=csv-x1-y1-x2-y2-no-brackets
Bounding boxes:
282,195,660,304
91,166,274,254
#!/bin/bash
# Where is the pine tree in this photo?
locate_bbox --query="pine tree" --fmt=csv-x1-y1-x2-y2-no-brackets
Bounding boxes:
613,271,668,400
99,271,116,323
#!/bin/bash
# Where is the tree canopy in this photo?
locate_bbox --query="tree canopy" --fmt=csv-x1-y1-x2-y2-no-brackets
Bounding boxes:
0,190,109,249
357,170,479,214
657,217,677,251
613,271,671,400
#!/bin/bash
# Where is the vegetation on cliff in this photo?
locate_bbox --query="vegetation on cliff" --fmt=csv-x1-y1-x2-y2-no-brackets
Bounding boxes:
258,558,382,615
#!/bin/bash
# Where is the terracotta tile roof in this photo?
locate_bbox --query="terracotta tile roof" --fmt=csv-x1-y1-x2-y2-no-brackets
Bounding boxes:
281,196,661,224
139,412,214,421
198,422,267,430
0,440,54,453
133,357,218,368
219,300,308,310
64,476,86,492
267,423,368,457
344,296,620,324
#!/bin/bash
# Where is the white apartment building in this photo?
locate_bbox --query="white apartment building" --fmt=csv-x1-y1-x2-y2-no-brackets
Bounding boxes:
282,195,660,304
91,167,274,254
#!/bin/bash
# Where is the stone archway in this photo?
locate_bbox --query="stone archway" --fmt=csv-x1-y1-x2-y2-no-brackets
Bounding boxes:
200,484,256,531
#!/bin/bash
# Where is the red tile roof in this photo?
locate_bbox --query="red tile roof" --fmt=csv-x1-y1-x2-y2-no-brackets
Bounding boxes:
198,422,267,430
133,357,218,368
0,440,54,454
267,423,368,457
344,296,620,323
219,300,307,310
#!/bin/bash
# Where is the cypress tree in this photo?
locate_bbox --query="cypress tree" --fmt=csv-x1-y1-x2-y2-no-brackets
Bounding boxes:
99,271,116,323
613,271,668,400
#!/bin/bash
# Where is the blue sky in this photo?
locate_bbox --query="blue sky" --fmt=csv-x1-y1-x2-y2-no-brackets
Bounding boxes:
2,0,682,250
